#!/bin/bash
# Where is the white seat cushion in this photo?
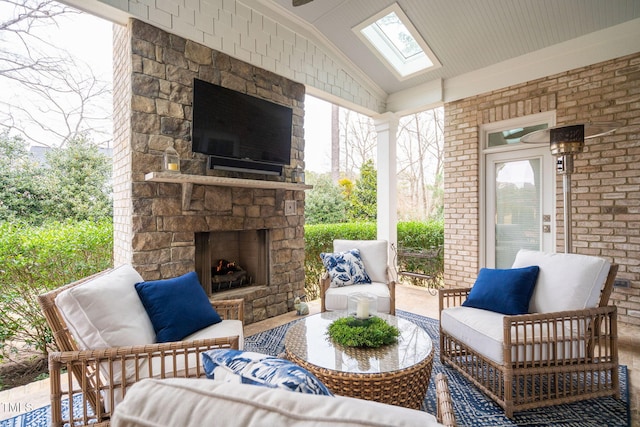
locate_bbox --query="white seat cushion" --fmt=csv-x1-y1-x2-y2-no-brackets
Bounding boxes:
441,306,587,365
134,319,245,379
324,282,391,313
55,264,156,350
441,306,505,364
333,240,388,283
185,319,244,350
512,249,610,313
111,378,444,427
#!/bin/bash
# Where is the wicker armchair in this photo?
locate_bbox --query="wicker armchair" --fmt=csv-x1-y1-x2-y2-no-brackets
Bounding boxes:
439,250,619,418
38,267,244,427
320,239,396,315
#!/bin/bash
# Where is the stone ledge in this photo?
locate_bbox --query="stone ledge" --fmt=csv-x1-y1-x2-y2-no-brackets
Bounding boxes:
209,285,269,301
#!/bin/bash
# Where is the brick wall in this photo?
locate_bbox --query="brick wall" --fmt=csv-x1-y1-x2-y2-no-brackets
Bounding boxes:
112,19,307,324
113,23,134,265
444,52,640,325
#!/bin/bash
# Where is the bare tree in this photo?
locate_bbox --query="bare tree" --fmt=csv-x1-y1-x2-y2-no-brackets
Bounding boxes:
339,107,376,178
397,108,444,220
0,1,72,75
329,102,444,221
331,103,340,183
0,0,112,148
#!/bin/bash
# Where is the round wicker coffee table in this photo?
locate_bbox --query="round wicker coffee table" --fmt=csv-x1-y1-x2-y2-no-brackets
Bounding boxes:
284,311,434,409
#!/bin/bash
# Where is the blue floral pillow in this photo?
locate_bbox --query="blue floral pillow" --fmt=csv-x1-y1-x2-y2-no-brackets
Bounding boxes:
320,249,372,287
201,349,333,396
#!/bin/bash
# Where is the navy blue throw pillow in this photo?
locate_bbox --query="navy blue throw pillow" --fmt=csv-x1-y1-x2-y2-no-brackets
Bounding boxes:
462,266,540,315
135,272,222,343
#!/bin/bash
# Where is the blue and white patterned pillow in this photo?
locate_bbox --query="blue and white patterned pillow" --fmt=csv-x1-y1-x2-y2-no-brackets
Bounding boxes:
201,349,333,396
320,248,372,287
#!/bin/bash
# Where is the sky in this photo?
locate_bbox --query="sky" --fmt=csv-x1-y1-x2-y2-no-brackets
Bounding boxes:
54,9,113,72
303,95,332,173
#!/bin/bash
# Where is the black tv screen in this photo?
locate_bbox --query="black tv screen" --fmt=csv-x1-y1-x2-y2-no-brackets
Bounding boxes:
191,78,293,167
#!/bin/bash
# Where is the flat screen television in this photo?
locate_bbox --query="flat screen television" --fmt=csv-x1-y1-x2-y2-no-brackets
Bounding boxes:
191,78,293,175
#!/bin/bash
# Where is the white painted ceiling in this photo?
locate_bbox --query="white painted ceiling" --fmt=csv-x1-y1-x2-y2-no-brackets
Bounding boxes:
263,0,640,101
66,0,640,113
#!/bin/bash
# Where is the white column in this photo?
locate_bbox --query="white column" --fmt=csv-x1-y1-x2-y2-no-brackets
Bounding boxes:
373,112,399,274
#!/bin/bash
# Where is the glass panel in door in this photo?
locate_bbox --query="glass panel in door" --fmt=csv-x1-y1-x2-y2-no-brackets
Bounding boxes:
494,158,541,268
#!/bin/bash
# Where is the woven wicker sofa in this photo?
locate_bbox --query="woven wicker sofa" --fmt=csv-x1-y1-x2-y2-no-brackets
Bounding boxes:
38,265,244,427
439,249,619,418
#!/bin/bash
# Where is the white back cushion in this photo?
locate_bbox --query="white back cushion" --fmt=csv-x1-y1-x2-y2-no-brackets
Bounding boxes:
111,378,443,427
55,264,156,350
511,249,610,313
333,240,388,283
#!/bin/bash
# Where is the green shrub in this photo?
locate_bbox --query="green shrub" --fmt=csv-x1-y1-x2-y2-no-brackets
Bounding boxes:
304,221,444,298
396,221,444,288
0,220,113,360
397,220,444,249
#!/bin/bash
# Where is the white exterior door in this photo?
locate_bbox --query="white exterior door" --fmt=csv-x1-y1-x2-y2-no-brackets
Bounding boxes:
481,113,556,268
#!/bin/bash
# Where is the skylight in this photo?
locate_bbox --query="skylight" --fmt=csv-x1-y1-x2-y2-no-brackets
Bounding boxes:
354,4,440,80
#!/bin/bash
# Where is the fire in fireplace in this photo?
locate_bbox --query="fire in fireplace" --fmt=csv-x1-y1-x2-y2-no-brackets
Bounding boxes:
211,259,252,292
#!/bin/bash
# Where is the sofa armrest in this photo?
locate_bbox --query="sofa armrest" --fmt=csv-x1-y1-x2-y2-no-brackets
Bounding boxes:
48,336,239,426
435,373,457,427
211,299,244,323
388,280,397,316
502,305,617,366
320,272,330,312
438,288,471,315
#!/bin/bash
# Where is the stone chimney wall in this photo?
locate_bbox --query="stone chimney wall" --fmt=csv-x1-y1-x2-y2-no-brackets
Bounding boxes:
112,19,307,324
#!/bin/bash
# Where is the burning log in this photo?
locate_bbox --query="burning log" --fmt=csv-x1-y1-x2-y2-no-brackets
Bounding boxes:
211,259,251,292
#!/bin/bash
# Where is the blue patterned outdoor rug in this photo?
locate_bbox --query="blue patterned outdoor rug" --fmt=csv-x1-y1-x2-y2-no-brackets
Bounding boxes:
0,310,629,427
245,310,630,427
0,393,87,427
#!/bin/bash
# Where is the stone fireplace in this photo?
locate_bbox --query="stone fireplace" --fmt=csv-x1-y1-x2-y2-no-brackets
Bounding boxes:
112,19,307,324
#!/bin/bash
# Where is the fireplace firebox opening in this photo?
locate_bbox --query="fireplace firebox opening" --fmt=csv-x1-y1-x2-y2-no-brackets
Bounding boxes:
195,230,269,295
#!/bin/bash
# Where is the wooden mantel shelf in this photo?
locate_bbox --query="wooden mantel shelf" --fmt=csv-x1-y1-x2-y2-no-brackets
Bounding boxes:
145,171,313,190
145,172,313,210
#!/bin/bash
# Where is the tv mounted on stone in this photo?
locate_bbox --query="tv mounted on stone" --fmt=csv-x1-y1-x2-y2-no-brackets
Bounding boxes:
191,78,293,176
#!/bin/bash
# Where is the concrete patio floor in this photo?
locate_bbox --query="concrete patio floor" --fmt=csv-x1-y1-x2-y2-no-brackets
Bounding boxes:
1,283,637,425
